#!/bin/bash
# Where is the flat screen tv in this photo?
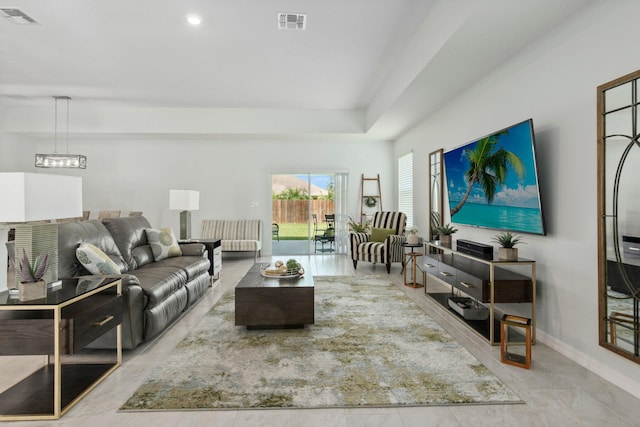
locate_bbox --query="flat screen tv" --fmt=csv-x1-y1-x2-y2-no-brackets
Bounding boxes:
443,119,546,235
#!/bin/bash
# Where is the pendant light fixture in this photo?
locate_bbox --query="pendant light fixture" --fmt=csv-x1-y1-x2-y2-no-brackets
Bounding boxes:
35,96,87,169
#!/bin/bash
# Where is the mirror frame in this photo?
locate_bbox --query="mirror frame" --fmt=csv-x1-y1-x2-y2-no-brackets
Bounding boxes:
429,149,444,241
597,69,640,363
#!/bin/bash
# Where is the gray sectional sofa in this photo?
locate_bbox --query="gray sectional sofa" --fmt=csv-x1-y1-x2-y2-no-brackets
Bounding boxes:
57,216,210,349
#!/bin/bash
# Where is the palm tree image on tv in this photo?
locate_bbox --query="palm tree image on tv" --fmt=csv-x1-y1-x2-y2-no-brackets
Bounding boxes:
444,119,545,235
450,131,524,216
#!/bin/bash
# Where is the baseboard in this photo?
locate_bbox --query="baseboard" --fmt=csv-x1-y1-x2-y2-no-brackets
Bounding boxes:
536,329,640,400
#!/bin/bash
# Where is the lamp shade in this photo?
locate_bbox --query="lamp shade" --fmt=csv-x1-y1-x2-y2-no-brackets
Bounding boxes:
169,190,199,211
0,173,83,222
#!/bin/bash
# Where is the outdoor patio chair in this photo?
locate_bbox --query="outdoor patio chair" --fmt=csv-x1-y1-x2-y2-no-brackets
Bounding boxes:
272,223,279,241
315,226,335,253
325,214,335,229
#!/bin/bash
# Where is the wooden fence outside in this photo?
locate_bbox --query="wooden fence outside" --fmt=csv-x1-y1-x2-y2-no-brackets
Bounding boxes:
272,200,335,224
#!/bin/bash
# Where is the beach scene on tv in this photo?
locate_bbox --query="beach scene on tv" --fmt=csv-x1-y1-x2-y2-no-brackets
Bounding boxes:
443,120,545,235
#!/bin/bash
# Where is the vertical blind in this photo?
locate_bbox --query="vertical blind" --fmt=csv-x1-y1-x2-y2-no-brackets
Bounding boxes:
398,152,414,227
333,173,348,254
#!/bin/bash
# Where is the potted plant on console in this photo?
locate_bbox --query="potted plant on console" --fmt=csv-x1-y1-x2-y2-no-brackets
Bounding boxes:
18,249,49,300
491,232,525,261
434,224,458,248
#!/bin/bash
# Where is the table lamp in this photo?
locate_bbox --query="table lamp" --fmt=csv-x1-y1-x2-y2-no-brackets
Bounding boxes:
0,173,83,289
169,189,199,240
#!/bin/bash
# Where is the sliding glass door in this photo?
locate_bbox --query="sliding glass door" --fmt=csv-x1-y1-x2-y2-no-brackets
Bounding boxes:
271,173,347,256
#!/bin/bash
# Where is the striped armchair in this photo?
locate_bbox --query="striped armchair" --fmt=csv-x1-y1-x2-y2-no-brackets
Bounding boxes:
350,211,407,273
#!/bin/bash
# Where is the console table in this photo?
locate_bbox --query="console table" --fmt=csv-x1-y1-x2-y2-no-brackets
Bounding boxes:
0,277,122,421
422,242,536,345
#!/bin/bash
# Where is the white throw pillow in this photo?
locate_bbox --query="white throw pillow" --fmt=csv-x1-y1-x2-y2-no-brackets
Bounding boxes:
146,227,182,261
76,243,121,275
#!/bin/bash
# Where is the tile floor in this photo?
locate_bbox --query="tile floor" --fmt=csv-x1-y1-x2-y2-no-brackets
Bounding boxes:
2,254,640,426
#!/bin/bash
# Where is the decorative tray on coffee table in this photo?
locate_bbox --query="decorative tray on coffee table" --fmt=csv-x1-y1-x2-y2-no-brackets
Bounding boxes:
260,265,304,279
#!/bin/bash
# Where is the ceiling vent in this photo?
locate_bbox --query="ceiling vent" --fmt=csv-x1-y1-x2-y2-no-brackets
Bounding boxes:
1,8,38,24
277,13,306,30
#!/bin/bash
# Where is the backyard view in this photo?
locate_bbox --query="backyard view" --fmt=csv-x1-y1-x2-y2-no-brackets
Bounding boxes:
272,174,335,254
276,223,316,240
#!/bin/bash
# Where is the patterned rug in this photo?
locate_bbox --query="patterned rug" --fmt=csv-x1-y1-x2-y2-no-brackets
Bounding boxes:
121,275,522,410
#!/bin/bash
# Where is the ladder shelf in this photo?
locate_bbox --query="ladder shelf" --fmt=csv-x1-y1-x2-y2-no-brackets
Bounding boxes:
360,174,382,220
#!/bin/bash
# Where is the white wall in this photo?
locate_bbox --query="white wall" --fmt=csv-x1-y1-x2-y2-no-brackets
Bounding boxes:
0,128,38,292
395,1,640,397
69,137,394,247
0,133,394,264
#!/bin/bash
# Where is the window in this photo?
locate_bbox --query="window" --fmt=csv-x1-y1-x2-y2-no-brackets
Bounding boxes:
398,152,413,227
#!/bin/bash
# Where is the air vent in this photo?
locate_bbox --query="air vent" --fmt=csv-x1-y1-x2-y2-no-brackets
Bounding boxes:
1,8,38,24
277,13,306,30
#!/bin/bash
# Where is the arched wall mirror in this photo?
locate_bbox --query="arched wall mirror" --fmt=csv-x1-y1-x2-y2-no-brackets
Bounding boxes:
598,70,640,363
429,149,444,242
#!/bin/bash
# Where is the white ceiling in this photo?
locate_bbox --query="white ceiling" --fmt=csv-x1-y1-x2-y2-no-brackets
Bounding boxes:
0,0,593,139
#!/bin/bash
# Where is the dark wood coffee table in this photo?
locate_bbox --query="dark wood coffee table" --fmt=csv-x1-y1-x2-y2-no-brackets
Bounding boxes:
235,263,314,329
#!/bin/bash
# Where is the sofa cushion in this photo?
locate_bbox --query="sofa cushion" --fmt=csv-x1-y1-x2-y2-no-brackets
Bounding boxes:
102,216,153,270
370,227,395,243
184,273,210,308
131,264,188,306
76,243,121,275
146,227,182,261
57,220,128,278
201,219,261,242
144,286,188,340
131,245,155,268
221,240,261,252
179,242,206,257
158,256,210,281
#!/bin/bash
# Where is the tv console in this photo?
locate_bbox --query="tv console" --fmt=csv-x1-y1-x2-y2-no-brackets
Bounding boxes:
422,242,536,345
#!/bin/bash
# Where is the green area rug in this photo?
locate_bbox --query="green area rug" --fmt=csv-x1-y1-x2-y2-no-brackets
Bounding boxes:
121,275,521,410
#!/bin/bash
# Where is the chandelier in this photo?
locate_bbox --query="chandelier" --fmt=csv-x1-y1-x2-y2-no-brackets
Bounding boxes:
35,96,87,169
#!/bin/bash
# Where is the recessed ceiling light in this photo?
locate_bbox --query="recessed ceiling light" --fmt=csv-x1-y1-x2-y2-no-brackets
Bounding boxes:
186,14,202,26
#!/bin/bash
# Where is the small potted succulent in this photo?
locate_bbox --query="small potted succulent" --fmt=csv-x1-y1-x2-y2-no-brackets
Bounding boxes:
491,232,525,261
434,223,458,247
405,226,419,245
18,249,49,300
